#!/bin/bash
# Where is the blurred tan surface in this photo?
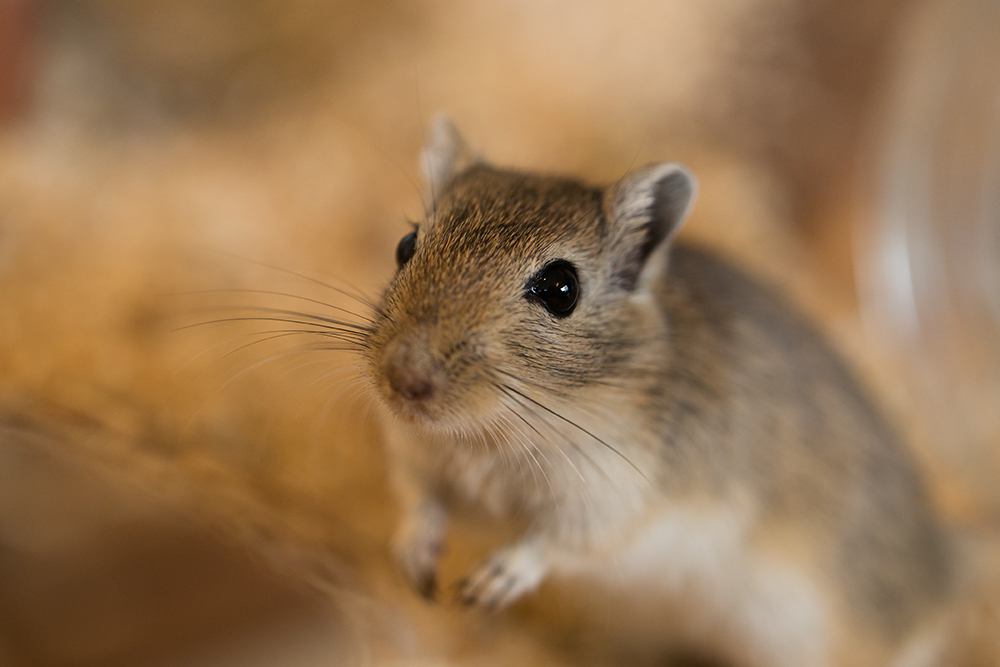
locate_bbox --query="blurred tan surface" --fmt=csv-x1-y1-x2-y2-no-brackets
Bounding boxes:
0,1,997,665
0,421,333,667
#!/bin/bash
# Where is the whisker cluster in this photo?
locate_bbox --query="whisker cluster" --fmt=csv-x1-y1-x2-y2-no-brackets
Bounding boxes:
490,367,650,486
166,259,379,430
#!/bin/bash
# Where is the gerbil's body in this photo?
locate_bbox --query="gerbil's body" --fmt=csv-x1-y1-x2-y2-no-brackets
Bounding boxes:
364,120,953,667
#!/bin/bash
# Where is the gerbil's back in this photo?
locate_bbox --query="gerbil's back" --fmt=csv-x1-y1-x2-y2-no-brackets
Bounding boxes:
659,243,952,638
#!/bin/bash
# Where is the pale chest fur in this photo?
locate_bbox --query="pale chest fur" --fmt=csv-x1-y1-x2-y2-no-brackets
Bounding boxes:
393,386,663,542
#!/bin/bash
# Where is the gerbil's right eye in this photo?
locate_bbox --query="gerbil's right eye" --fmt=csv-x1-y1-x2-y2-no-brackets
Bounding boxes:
526,260,579,318
396,231,417,268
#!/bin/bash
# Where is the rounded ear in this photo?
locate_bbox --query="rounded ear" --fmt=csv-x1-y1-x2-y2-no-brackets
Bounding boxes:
419,115,480,208
603,163,697,293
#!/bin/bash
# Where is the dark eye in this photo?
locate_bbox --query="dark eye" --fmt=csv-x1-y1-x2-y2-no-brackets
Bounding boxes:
526,260,579,318
396,230,417,268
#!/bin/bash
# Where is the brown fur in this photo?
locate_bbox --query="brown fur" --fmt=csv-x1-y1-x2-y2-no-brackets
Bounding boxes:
366,124,954,667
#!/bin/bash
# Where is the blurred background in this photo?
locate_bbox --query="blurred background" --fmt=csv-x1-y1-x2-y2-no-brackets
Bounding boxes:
0,0,998,665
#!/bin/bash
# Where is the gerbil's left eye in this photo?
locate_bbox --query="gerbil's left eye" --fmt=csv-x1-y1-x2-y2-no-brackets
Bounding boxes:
396,230,417,268
526,260,579,318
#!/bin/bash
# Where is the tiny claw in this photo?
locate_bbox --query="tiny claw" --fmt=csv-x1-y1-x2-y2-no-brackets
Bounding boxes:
452,542,547,609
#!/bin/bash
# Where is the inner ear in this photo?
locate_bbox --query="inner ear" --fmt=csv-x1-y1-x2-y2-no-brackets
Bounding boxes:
605,163,697,291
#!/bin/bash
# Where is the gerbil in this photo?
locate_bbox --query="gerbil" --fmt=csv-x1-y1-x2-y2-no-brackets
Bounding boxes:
364,118,954,667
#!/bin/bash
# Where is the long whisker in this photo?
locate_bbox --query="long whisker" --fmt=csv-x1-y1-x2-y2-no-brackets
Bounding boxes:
225,331,368,355
312,368,367,435
498,407,604,529
488,412,549,509
489,415,544,521
179,305,373,335
174,328,308,375
179,342,350,436
167,289,376,325
181,330,358,382
499,404,585,487
498,395,637,531
172,316,370,344
209,249,378,309
498,387,616,489
485,417,522,492
173,310,370,334
508,363,660,393
493,373,649,485
481,420,515,504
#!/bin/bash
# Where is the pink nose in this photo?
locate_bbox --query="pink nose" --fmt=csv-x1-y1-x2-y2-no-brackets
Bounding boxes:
383,335,439,403
387,366,435,401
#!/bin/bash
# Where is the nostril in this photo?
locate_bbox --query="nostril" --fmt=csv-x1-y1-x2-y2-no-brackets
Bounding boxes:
383,333,442,405
401,378,434,401
386,365,436,402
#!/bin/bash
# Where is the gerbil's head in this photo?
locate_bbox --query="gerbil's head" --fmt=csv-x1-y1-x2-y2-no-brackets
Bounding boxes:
365,118,696,431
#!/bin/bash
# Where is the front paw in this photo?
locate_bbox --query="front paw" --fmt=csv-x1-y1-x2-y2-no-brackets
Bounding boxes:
394,527,443,600
455,541,547,609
